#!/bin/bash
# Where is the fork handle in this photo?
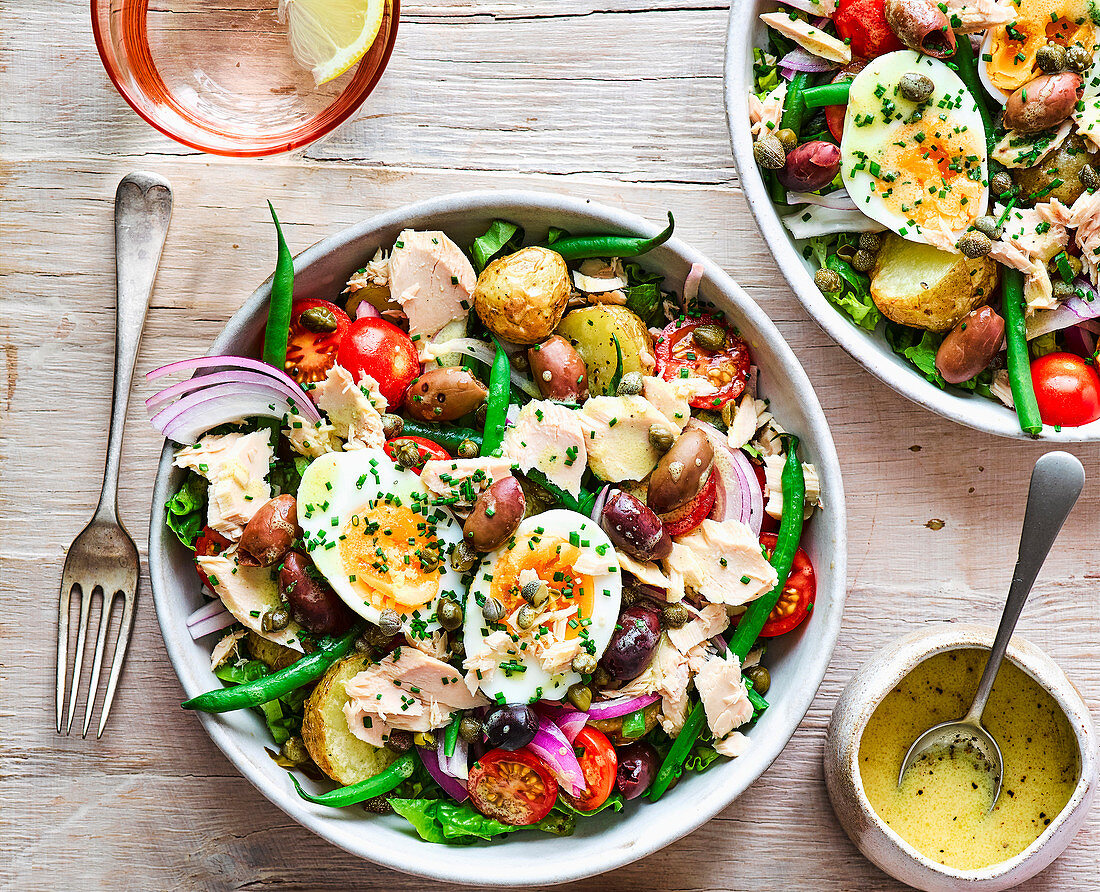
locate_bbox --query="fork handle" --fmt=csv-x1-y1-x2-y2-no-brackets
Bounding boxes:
95,172,173,522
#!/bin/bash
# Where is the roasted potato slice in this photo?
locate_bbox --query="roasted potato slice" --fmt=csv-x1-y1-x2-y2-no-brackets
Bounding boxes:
556,304,655,394
301,654,398,785
245,631,300,672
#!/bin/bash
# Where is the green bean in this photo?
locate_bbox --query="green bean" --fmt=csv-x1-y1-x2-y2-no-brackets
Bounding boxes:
290,752,416,807
800,81,849,110
526,468,596,516
182,625,361,713
781,72,814,135
399,420,484,452
547,212,674,261
648,701,706,801
608,334,624,395
728,437,806,661
444,714,461,759
262,202,294,370
482,339,511,456
1002,269,1043,436
746,681,769,718
951,38,999,159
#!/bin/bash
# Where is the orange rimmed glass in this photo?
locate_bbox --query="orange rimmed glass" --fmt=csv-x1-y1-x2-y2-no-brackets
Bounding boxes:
91,0,399,157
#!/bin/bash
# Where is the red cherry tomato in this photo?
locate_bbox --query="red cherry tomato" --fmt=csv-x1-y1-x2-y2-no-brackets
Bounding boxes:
757,532,816,637
194,527,231,589
467,748,558,826
834,0,904,60
382,436,451,473
284,299,351,386
823,60,869,143
337,317,420,408
564,727,618,812
654,315,750,410
661,471,717,537
1031,352,1100,427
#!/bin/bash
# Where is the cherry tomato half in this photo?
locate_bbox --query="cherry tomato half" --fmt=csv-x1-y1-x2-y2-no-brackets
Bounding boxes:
661,471,717,537
467,748,559,826
337,317,420,408
383,436,451,473
823,60,868,143
284,299,351,387
654,315,750,410
564,727,618,812
1031,352,1100,428
834,0,903,60
194,527,231,589
757,532,815,638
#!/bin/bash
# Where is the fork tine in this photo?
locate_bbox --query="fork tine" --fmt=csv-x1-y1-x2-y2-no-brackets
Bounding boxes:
56,580,73,734
65,584,95,735
82,590,117,738
98,590,136,739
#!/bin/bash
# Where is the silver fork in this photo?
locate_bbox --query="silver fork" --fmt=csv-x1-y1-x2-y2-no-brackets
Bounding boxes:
56,171,173,738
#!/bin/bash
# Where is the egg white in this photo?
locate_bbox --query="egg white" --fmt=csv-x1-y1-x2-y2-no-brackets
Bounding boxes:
462,509,622,704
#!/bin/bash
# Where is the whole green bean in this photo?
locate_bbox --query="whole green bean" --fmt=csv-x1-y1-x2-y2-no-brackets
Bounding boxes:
291,752,416,807
728,437,806,661
182,625,361,713
648,701,706,801
547,212,674,261
262,202,294,370
951,38,999,159
482,340,511,456
800,81,849,110
1002,268,1043,436
780,72,813,136
399,420,484,452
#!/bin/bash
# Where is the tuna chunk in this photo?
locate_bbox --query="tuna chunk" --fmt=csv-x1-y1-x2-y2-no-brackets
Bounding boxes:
663,518,778,605
195,550,305,651
502,401,587,497
344,647,487,747
667,602,729,653
388,230,477,342
578,395,677,482
282,413,343,459
310,364,387,449
616,633,691,736
420,457,515,507
174,430,273,539
762,453,821,520
642,375,717,434
693,650,754,739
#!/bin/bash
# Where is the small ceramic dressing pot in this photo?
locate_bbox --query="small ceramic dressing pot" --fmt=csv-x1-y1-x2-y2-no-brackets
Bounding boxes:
825,623,1097,892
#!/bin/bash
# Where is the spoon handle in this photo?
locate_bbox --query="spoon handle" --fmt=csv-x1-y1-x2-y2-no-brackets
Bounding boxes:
966,451,1085,722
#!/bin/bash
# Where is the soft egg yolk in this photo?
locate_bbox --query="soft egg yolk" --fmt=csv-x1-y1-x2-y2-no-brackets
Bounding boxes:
338,501,446,612
988,1,1095,93
490,534,595,639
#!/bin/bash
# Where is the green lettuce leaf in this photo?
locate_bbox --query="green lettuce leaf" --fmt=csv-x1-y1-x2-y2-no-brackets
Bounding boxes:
470,220,522,272
554,793,624,817
165,474,206,549
900,330,947,388
389,798,576,845
824,255,881,331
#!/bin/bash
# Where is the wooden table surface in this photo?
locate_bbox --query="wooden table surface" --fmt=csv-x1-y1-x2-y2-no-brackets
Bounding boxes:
2,2,1097,889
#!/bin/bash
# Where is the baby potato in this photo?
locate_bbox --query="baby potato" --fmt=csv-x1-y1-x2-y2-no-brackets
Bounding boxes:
473,247,571,345
556,304,655,394
870,234,998,332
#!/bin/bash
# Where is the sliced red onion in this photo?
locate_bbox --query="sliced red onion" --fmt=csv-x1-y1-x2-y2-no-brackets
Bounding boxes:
425,339,541,398
731,449,765,537
1026,280,1100,340
682,263,704,309
528,716,586,796
1065,324,1097,358
786,189,857,211
188,608,236,639
146,369,314,416
355,301,381,320
779,47,836,73
536,703,589,744
1082,319,1100,335
690,419,764,536
187,599,229,626
148,356,316,409
436,732,470,781
590,484,611,523
418,746,469,802
152,383,304,445
585,692,661,721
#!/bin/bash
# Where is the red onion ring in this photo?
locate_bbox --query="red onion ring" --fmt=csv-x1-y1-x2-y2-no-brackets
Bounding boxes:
690,419,764,536
146,369,315,416
585,692,661,720
418,746,469,802
355,301,381,320
152,383,304,445
528,716,586,796
590,484,611,523
535,703,589,744
188,609,236,639
779,47,836,74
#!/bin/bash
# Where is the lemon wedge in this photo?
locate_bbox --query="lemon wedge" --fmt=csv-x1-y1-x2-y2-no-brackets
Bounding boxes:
279,0,386,86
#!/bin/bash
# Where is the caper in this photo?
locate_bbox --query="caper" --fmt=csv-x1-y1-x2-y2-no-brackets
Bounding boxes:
393,441,423,470
566,683,593,711
517,604,539,630
814,268,843,293
438,597,464,631
620,586,638,609
363,623,394,646
571,652,598,675
361,796,392,815
281,735,311,764
990,170,1014,198
458,716,483,742
835,244,857,262
380,413,404,440
522,580,550,606
744,664,771,696
775,128,798,152
720,399,738,429
972,215,1002,240
692,323,727,353
1036,43,1067,73
1066,45,1092,72
1080,163,1100,191
858,232,883,254
450,539,478,573
648,424,674,453
957,230,993,258
457,438,480,459
753,134,786,170
450,636,465,660
662,603,691,629
386,730,413,753
482,597,506,623
851,249,876,273
1065,254,1083,277
593,666,612,688
353,634,373,654
413,731,436,749
475,402,489,426
299,305,339,333
1053,279,1078,300
617,371,644,396
378,608,403,637
419,549,441,572
261,607,290,633
898,72,935,103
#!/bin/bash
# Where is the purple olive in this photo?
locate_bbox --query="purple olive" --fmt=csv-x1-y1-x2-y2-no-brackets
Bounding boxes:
883,0,956,59
776,141,841,192
1003,72,1083,134
599,605,661,681
278,550,355,636
464,475,526,552
601,490,672,562
616,740,659,800
239,494,299,567
483,704,539,751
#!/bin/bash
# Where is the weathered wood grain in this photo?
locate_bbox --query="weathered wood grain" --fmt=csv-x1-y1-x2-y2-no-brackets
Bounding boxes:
1,1,1097,890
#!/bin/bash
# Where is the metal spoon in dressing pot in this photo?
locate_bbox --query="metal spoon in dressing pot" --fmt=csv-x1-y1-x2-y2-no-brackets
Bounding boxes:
898,451,1085,807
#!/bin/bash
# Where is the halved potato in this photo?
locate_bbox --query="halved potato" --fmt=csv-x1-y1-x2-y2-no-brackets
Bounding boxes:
556,304,655,394
870,235,998,332
301,654,398,785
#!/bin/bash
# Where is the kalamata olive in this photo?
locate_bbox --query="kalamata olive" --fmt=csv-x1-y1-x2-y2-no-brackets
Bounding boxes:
239,494,299,567
528,335,589,402
484,703,539,751
776,141,841,192
1003,72,1082,134
883,0,955,59
463,476,526,551
601,490,672,562
589,702,660,744
278,550,355,636
404,367,489,422
935,306,1006,384
647,428,714,515
616,740,659,800
599,605,661,681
